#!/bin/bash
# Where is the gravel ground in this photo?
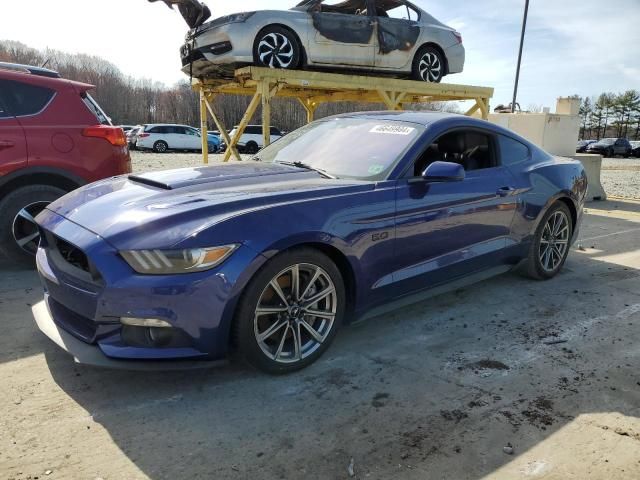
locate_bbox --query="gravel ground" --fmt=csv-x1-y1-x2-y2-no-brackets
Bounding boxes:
131,152,640,199
601,158,640,199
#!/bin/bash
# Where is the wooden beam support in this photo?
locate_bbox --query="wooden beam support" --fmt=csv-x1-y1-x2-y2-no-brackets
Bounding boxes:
199,89,209,164
223,90,262,162
297,97,318,123
202,93,241,162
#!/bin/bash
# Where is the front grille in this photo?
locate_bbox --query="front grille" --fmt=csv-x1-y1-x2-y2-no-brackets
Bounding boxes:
48,296,98,343
42,230,104,286
55,237,90,273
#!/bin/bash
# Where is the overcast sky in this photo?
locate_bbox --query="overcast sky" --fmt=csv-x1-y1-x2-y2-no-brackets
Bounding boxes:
2,0,639,109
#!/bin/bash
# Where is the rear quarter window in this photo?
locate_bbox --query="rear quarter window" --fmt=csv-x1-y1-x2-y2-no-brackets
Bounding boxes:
81,93,111,125
2,80,55,116
499,135,530,166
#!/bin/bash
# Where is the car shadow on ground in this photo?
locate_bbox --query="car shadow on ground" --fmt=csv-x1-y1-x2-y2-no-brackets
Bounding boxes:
32,210,639,479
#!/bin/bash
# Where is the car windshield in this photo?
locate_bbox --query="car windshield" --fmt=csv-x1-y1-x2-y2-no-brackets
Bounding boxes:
257,118,423,180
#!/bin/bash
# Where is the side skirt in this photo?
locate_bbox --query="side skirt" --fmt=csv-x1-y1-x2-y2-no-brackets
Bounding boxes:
352,265,512,324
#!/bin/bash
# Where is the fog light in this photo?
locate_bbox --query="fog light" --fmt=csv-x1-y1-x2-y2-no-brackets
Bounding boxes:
121,317,172,328
146,327,173,347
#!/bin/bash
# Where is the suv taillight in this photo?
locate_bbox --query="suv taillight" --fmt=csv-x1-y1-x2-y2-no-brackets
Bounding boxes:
138,133,150,138
453,32,463,44
82,125,127,146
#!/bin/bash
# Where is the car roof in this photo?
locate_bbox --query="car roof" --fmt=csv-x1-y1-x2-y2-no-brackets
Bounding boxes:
328,110,472,126
0,62,61,78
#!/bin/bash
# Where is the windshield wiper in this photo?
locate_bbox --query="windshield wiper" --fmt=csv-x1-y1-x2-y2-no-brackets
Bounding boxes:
278,161,337,179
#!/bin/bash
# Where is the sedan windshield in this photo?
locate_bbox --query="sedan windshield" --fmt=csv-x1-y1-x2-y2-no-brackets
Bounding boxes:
257,118,423,180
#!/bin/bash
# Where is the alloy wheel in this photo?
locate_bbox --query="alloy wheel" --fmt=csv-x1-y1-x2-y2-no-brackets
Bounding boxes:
254,263,337,364
539,210,570,272
257,33,294,68
12,201,49,255
418,52,442,82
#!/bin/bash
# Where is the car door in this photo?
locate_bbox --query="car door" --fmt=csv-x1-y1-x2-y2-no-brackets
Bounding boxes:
184,127,202,150
392,128,518,294
373,0,421,69
0,82,28,176
308,0,376,67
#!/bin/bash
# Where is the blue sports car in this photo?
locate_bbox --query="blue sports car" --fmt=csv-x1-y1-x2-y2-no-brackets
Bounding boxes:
32,112,587,373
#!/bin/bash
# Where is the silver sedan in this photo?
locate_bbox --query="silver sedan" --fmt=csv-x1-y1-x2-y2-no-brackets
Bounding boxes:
179,0,465,82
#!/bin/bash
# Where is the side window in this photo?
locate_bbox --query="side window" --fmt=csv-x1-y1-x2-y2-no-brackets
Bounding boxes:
185,128,199,136
3,80,55,116
270,127,281,136
498,135,530,166
411,130,497,177
246,126,260,135
319,0,368,14
150,126,165,134
173,127,187,135
385,4,410,20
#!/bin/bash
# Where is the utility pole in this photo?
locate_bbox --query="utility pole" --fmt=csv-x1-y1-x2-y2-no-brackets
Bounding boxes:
512,0,530,113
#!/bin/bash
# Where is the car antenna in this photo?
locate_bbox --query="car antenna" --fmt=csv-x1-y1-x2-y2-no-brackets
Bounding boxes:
40,57,51,69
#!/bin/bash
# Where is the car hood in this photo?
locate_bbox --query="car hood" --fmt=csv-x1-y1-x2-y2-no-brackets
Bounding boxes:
43,163,372,250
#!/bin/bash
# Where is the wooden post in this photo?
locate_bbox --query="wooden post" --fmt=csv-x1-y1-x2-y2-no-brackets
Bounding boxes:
260,81,271,149
199,89,209,164
223,90,262,162
202,93,241,162
297,98,318,123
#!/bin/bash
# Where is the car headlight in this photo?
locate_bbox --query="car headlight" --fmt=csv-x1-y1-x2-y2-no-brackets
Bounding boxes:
120,245,239,275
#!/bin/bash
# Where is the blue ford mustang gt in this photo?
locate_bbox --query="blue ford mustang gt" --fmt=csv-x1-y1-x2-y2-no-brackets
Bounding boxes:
32,112,587,373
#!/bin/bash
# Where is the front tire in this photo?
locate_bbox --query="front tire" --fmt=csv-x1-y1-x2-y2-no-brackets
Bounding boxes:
523,202,573,280
234,248,345,374
0,185,67,265
253,26,301,70
412,46,445,83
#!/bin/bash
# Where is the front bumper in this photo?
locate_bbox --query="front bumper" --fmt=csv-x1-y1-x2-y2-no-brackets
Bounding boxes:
33,209,258,368
32,300,226,370
181,23,256,77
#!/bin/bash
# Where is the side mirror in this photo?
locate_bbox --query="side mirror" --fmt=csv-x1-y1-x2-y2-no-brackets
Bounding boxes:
414,161,465,183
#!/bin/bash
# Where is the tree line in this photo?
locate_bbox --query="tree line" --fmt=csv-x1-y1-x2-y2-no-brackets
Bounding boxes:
0,40,456,133
579,91,640,141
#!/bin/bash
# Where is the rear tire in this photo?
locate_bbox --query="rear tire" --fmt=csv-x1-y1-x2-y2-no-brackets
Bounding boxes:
245,141,259,154
153,141,168,153
412,45,445,83
522,202,573,280
253,26,301,70
0,185,67,266
234,248,345,374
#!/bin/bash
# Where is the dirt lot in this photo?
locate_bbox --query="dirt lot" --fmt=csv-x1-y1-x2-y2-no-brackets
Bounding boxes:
1,154,639,480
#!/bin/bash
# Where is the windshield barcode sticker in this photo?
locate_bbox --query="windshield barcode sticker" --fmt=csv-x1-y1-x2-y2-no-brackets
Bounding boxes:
370,125,415,135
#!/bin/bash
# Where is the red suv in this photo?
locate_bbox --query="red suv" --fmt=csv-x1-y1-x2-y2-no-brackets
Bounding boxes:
0,62,131,263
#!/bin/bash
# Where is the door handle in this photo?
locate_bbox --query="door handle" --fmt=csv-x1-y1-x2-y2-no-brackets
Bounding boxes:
497,186,516,197
0,140,15,150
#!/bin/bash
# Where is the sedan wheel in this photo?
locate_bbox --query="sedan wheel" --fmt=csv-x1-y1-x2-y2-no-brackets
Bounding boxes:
523,202,573,280
255,263,337,364
254,26,301,70
235,249,345,373
413,46,445,83
538,210,570,273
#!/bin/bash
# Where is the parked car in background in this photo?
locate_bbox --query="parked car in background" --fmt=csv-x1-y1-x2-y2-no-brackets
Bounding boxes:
576,139,596,153
136,124,203,153
630,141,640,158
127,126,143,150
219,125,283,153
179,0,465,83
0,62,131,263
207,131,221,152
32,112,587,372
586,138,632,158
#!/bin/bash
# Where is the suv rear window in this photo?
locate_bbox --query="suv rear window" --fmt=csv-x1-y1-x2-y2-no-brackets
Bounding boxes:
0,80,55,116
81,93,111,125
